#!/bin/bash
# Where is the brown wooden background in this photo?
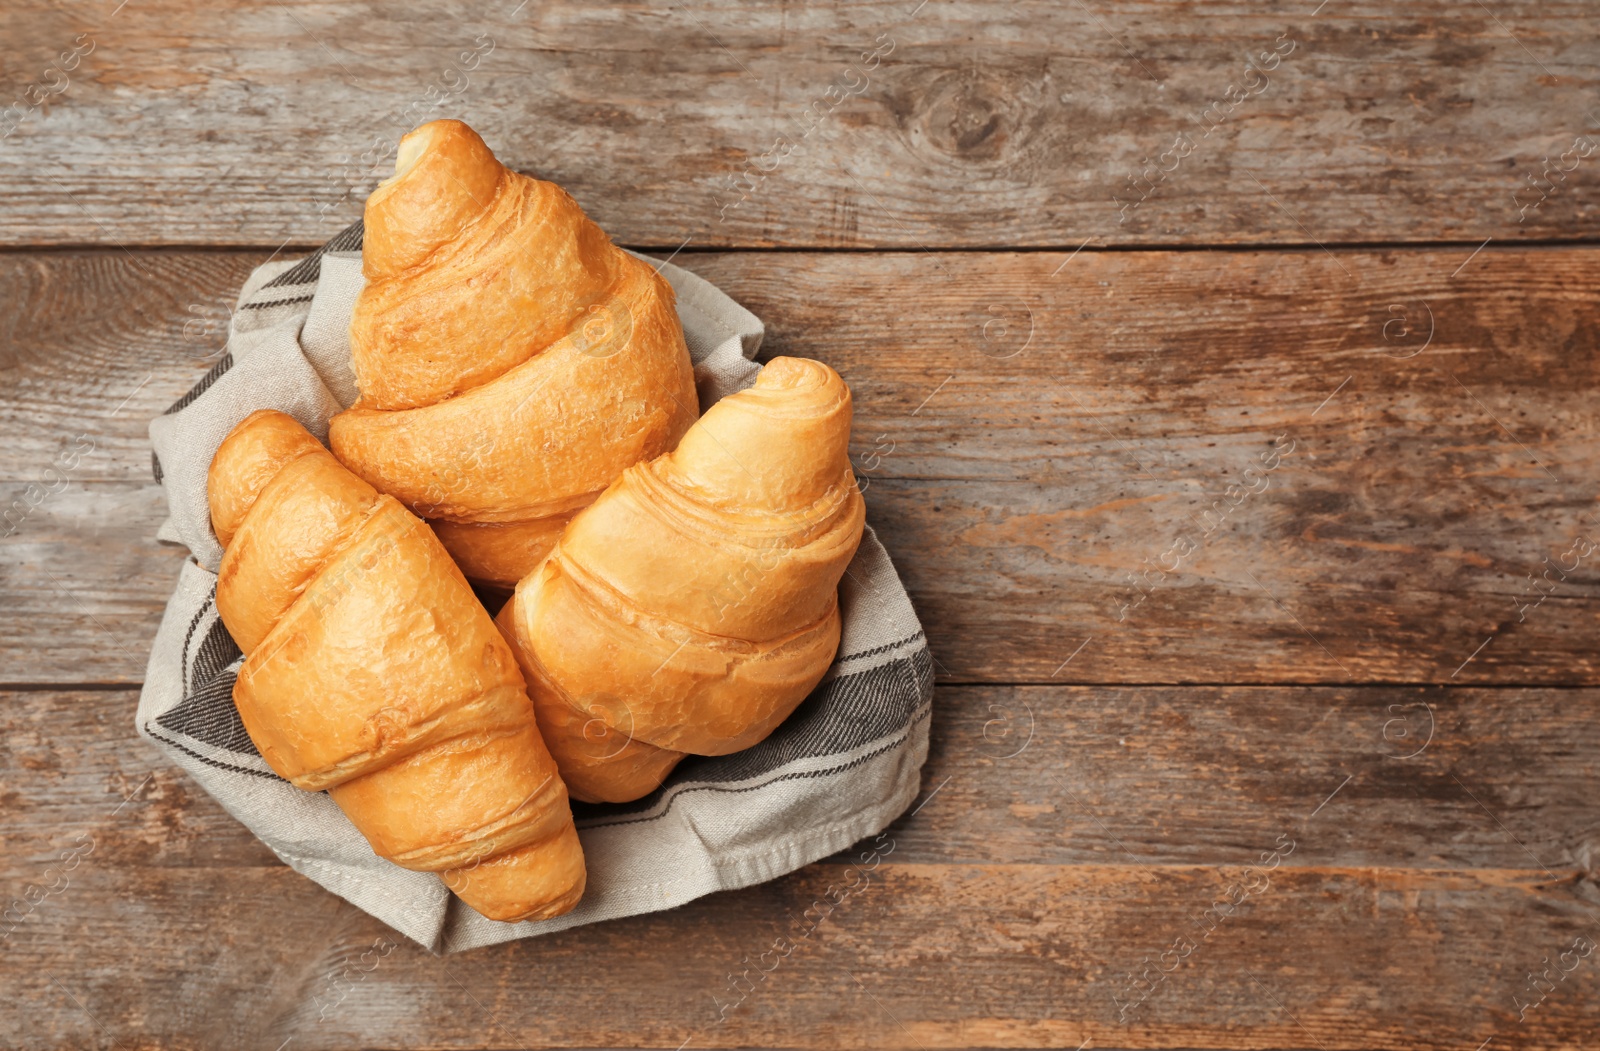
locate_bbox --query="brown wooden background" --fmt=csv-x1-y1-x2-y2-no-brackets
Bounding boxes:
3,1,1599,1049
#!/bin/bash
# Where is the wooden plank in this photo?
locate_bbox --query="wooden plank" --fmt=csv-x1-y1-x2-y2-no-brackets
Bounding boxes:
0,482,181,684
705,245,1600,685
1,1,1597,247
9,685,1596,882
4,246,1599,684
0,252,246,684
3,686,1596,1049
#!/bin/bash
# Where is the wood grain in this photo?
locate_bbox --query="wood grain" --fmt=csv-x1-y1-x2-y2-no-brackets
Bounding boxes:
0,1,1597,247
5,6,1597,1047
3,687,1596,1050
4,247,1599,685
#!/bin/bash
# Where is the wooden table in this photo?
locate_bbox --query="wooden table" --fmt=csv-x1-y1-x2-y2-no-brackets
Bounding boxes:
3,2,1598,1048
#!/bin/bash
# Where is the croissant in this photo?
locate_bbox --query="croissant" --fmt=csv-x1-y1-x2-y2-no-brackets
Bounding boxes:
329,119,700,589
499,357,866,803
209,409,585,922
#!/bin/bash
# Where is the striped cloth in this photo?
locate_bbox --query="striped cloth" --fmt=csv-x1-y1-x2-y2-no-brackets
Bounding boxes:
137,222,933,953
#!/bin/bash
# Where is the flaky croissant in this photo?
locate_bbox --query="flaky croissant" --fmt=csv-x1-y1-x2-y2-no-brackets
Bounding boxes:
329,119,699,589
210,409,585,922
499,357,866,803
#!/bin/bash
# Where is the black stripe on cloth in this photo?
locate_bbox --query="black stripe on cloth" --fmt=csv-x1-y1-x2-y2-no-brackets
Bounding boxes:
192,615,243,692
179,590,243,692
158,220,363,426
240,294,315,311
144,726,285,781
154,664,262,759
260,219,364,290
158,590,258,759
152,451,163,484
176,599,213,694
571,646,934,822
323,219,365,254
576,702,933,831
833,630,926,665
162,352,233,416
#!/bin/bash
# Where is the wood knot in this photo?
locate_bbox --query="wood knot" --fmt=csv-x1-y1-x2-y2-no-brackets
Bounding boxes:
909,68,1032,167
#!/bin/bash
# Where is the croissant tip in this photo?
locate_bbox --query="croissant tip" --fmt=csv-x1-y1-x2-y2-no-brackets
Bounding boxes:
361,120,504,278
756,356,838,390
372,119,482,197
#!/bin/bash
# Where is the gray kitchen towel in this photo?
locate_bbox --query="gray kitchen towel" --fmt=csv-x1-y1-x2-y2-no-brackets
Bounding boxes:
137,221,934,954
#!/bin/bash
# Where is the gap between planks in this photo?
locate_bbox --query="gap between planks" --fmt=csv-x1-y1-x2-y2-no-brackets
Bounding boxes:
4,238,1600,256
14,681,1600,691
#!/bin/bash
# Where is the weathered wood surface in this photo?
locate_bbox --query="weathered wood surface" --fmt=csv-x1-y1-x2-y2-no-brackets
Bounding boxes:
4,4,1599,1041
5,247,1599,685
1,1,1598,247
4,686,1597,1050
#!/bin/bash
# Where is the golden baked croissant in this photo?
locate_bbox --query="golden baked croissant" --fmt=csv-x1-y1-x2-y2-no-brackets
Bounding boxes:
209,409,585,922
499,357,866,803
329,119,700,589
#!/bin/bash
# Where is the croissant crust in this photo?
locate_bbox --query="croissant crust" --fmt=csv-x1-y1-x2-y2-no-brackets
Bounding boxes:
503,357,865,802
330,119,698,588
210,409,586,922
